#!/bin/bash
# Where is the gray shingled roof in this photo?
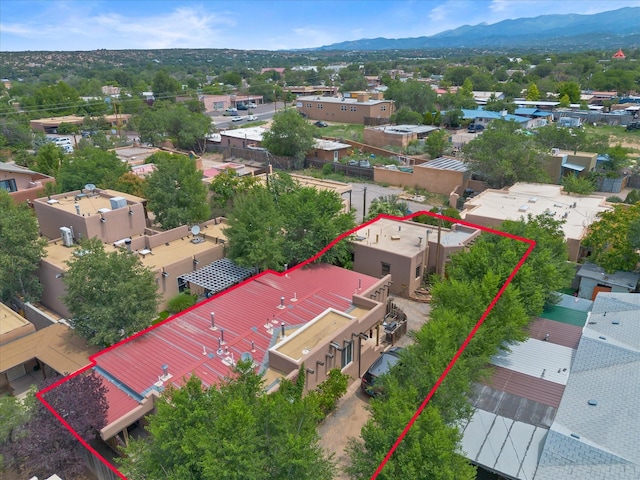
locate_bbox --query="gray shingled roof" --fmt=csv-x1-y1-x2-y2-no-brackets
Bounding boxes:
534,293,640,480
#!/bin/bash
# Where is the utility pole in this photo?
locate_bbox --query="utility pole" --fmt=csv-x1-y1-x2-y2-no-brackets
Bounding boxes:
362,187,367,223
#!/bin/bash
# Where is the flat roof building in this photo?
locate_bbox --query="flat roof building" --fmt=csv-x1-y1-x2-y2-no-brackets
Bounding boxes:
461,183,611,262
296,93,394,125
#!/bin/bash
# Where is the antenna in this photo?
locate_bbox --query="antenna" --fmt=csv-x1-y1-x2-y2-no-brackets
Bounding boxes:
84,183,96,196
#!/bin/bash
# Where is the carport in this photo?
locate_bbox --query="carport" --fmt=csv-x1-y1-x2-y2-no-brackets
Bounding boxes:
177,258,257,297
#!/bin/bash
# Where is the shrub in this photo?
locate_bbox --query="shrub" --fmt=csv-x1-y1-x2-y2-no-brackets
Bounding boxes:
313,368,349,416
166,292,197,314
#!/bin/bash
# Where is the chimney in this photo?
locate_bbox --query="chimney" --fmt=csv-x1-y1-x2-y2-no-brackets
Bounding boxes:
220,328,225,344
281,321,286,338
358,278,362,290
210,312,216,330
125,238,132,253
75,203,80,215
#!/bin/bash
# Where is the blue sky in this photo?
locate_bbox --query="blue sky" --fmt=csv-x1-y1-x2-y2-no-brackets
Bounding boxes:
1,0,639,51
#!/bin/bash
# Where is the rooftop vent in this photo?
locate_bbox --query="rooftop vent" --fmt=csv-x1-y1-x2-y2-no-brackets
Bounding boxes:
528,197,538,203
518,205,530,212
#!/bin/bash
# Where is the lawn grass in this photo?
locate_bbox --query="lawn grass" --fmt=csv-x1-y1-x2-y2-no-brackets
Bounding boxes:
317,123,365,142
583,124,640,152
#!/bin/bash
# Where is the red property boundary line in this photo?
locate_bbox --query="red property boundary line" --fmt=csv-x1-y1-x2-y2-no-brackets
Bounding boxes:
37,211,535,480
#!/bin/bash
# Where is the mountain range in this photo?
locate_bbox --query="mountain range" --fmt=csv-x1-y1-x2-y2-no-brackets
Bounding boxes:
314,7,640,51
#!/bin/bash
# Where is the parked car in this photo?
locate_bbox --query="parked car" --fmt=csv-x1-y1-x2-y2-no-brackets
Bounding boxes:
361,347,403,397
627,121,640,131
314,121,328,127
247,102,257,108
358,160,371,168
246,114,258,121
223,107,238,116
237,104,248,110
231,116,243,122
348,159,358,166
467,124,485,133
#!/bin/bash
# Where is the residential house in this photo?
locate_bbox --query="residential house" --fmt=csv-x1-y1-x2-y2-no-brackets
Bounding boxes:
374,156,470,198
79,263,393,450
285,85,339,97
0,162,55,204
351,217,480,298
295,92,394,125
473,91,504,105
460,183,611,262
30,114,131,134
461,294,590,479
535,293,640,480
544,149,598,184
575,263,640,300
32,189,228,316
363,124,440,149
514,107,553,127
459,108,535,129
308,138,352,163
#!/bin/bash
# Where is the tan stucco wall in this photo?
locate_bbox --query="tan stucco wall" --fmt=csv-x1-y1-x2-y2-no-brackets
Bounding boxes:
373,165,467,196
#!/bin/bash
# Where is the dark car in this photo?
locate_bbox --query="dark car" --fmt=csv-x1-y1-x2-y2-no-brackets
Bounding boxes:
627,121,640,131
314,121,328,127
237,104,248,110
467,124,485,133
361,347,403,397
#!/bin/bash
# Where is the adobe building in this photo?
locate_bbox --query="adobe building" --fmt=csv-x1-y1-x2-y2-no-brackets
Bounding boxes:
29,114,131,134
351,217,480,298
1,162,55,204
309,138,352,162
460,183,611,262
544,149,598,184
84,263,394,449
0,304,97,398
32,188,228,317
295,92,394,125
373,156,470,198
363,124,440,149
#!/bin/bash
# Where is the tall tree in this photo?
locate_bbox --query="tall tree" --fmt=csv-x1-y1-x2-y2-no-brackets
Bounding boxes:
208,168,261,216
0,190,47,302
261,109,316,163
0,372,108,480
558,81,581,103
525,82,541,101
425,129,449,159
462,119,550,188
56,146,130,192
33,142,65,177
62,238,160,346
366,195,409,221
117,363,336,480
582,203,640,273
144,151,210,230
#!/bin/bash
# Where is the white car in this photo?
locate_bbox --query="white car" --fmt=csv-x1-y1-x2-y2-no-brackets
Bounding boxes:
247,102,257,108
231,116,243,122
246,114,258,121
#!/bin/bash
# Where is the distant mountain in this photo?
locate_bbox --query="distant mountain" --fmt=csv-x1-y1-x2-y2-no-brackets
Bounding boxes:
315,7,640,51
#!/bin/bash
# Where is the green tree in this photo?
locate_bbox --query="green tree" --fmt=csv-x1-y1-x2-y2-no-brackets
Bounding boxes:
136,102,211,152
561,175,596,195
533,124,587,152
144,151,210,229
208,168,260,216
62,238,159,346
56,146,130,192
526,82,541,101
582,203,640,273
32,81,80,116
262,109,316,162
117,363,336,480
558,94,571,108
152,70,181,101
0,190,47,302
414,207,461,228
366,195,409,221
390,106,424,125
224,187,286,271
385,79,437,114
462,120,550,188
425,129,448,158
33,142,65,177
558,81,581,103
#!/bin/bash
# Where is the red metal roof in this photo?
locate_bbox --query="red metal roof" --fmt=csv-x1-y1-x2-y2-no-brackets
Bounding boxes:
99,374,143,425
480,365,566,408
527,318,583,349
93,264,380,423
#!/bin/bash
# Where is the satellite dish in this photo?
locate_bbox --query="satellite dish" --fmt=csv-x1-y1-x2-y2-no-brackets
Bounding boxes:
84,183,96,192
191,225,201,236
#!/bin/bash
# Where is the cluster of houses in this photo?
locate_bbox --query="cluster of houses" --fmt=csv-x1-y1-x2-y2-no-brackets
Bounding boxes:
2,60,639,478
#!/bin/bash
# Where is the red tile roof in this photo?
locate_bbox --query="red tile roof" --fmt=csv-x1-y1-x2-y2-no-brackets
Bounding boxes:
93,264,380,422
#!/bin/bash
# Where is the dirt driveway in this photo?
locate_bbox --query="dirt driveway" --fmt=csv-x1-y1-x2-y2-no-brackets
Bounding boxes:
317,297,431,478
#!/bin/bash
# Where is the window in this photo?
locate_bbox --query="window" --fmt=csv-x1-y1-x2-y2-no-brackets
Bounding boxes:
317,103,324,109
381,105,387,112
341,105,347,111
381,262,391,276
350,106,357,112
341,341,353,367
306,103,312,108
415,264,421,279
0,179,17,192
